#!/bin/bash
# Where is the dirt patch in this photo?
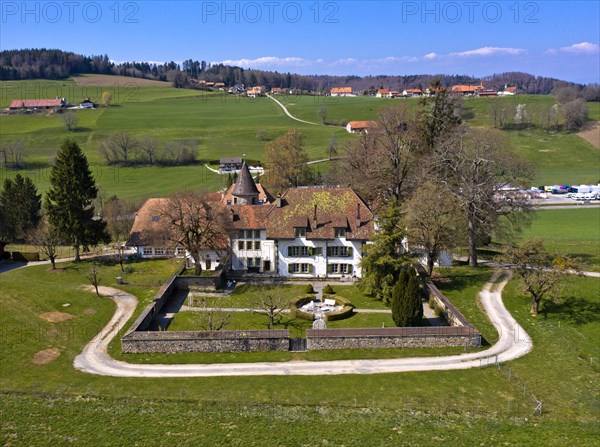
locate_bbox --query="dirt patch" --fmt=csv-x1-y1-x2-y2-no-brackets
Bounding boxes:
71,75,171,87
39,311,75,323
32,348,61,365
83,308,97,315
578,121,600,149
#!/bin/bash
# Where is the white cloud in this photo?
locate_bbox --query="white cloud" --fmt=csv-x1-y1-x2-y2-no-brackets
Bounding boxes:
215,56,317,67
546,42,600,55
424,52,437,60
448,47,526,57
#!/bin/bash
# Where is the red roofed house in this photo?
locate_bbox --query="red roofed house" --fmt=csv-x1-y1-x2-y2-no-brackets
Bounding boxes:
376,89,391,98
498,85,517,96
451,84,485,95
330,87,353,97
9,98,64,110
402,88,423,97
346,121,378,134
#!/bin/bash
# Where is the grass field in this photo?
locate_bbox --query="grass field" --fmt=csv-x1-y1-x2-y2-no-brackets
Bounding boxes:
2,78,599,202
518,208,600,271
1,258,598,445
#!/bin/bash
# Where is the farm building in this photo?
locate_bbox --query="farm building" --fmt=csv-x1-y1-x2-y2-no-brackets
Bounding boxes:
9,98,65,110
220,157,243,171
346,121,378,134
330,87,354,97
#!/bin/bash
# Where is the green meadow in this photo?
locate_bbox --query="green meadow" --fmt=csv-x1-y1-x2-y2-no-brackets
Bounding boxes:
0,258,598,445
2,78,599,202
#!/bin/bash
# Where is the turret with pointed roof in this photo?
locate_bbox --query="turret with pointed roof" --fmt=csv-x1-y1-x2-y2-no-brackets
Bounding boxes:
232,161,260,205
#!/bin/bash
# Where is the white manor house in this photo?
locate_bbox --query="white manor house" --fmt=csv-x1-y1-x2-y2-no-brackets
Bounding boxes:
128,162,376,279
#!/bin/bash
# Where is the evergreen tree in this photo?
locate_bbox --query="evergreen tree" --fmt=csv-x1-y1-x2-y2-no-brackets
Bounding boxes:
0,173,41,243
359,202,409,305
391,269,407,326
405,268,424,326
391,267,423,327
44,139,108,261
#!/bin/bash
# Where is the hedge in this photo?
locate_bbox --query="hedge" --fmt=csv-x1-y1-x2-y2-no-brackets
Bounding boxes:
324,295,355,322
291,295,318,321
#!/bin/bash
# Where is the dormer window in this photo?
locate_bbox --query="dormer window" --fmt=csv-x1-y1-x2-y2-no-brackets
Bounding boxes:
151,216,160,222
335,227,346,238
295,227,306,238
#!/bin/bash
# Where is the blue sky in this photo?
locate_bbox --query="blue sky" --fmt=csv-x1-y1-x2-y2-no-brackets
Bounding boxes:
1,1,599,83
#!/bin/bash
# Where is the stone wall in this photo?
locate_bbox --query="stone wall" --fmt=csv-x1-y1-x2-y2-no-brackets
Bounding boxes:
174,271,224,291
306,327,481,350
122,329,289,353
427,281,475,328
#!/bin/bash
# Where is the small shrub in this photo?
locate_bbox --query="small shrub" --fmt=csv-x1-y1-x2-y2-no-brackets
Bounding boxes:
124,265,135,274
323,284,334,295
304,284,315,294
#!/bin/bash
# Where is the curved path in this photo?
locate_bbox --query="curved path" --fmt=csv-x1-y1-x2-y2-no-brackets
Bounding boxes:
266,94,322,126
74,271,532,377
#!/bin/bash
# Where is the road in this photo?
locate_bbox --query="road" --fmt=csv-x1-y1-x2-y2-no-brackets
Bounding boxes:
73,271,533,377
266,94,322,126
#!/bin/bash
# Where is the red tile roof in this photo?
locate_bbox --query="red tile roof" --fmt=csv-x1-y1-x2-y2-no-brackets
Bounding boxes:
347,121,378,130
451,84,484,93
331,87,353,94
9,99,62,108
265,187,375,240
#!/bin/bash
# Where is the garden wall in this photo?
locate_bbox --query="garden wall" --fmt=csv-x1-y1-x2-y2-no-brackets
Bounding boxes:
306,327,481,350
122,329,289,353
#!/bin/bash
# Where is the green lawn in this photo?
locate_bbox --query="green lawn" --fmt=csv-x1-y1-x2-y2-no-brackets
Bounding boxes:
2,80,599,202
519,208,600,271
1,259,598,444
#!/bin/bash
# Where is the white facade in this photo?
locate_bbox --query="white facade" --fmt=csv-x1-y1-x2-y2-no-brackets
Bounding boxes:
273,237,365,279
230,229,276,273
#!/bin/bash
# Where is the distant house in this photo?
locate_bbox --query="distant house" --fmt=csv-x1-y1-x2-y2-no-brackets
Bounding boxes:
271,87,284,94
402,88,422,97
9,98,64,110
498,85,517,96
247,86,266,98
477,90,498,97
375,89,391,98
79,98,95,109
451,84,485,95
220,157,243,171
330,87,353,97
346,121,378,134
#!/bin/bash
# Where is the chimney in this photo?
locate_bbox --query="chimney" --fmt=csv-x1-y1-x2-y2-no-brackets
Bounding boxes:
275,193,282,208
356,204,361,229
313,204,318,229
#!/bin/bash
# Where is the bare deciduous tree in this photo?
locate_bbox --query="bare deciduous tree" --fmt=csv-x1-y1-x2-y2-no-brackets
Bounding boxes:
263,129,312,194
0,139,26,169
318,106,328,124
194,297,231,331
60,111,79,131
501,239,580,315
99,133,138,165
151,190,229,275
252,293,289,328
404,180,465,276
86,262,102,296
433,127,534,267
340,105,424,208
28,220,62,270
139,136,159,164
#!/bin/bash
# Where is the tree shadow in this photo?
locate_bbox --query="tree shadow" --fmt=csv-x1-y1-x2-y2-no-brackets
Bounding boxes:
542,296,600,325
